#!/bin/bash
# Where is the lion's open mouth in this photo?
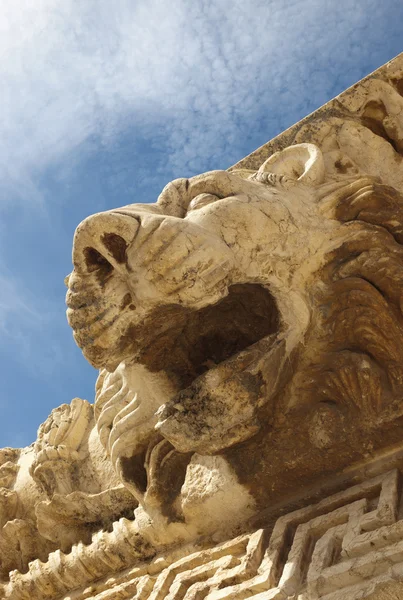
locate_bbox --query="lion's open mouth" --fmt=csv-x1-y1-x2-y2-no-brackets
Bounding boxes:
136,283,280,391
94,282,283,505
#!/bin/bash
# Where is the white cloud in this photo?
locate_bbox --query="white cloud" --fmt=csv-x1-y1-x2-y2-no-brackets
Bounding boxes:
0,0,392,204
0,0,400,445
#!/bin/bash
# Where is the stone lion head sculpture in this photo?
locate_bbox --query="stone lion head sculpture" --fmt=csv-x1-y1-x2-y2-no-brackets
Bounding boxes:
66,143,403,540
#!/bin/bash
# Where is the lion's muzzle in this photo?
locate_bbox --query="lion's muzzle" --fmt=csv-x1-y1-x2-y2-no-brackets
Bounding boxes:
66,204,237,371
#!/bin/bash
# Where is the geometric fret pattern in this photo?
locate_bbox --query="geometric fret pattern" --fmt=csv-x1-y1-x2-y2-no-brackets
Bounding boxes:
87,470,403,600
4,469,403,600
271,469,402,599
274,469,403,599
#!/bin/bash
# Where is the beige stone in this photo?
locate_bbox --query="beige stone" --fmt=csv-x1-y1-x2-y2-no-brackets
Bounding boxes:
5,464,403,599
3,53,403,599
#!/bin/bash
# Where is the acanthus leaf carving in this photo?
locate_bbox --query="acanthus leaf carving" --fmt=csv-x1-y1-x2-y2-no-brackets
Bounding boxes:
30,398,93,497
35,486,139,550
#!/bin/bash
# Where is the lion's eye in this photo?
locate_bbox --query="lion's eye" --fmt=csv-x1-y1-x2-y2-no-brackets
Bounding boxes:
187,193,220,212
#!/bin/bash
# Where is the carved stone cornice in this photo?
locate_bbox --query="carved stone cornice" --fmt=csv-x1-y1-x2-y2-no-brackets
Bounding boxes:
3,52,403,600
4,459,403,600
3,517,154,600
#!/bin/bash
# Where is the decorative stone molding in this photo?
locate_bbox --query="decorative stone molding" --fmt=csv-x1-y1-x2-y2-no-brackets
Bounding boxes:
30,398,93,497
3,466,403,599
3,52,403,599
3,518,154,600
0,398,136,578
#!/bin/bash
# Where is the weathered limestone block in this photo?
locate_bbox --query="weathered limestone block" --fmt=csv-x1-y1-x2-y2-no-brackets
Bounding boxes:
3,52,403,599
5,462,403,599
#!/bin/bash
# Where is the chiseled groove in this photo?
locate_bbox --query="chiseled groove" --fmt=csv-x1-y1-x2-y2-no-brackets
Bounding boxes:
5,518,154,600
3,470,402,600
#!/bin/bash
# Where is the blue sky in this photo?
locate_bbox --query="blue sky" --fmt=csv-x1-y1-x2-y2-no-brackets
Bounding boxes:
1,0,402,448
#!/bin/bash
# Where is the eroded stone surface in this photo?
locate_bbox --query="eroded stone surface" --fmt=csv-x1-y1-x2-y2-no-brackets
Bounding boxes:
2,52,403,599
67,149,403,536
4,464,403,599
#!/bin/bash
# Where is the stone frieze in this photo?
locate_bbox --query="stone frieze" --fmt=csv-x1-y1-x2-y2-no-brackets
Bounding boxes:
3,52,403,599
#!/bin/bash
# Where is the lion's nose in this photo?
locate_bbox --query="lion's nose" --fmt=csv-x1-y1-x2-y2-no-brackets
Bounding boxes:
72,211,140,277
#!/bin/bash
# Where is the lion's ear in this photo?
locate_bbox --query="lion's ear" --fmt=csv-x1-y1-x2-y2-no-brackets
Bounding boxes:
258,143,325,185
